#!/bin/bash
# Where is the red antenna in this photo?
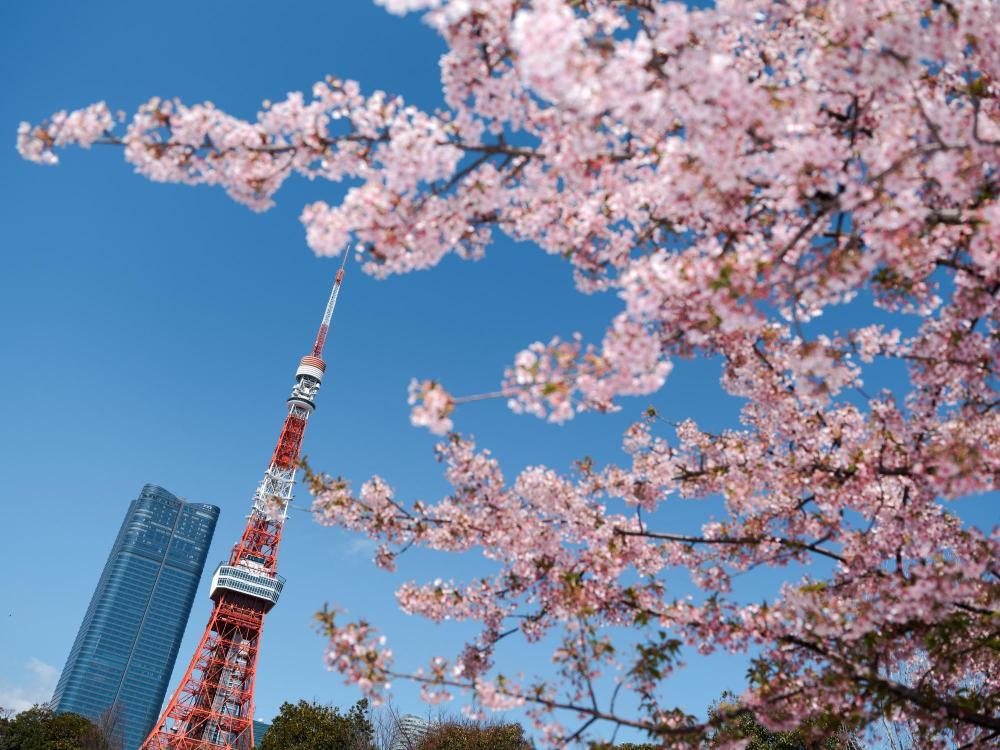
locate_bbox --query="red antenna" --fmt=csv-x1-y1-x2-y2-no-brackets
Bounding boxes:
140,254,350,750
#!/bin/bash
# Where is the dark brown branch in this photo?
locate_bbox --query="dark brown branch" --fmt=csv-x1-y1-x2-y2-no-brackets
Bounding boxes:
782,635,1000,732
615,528,847,564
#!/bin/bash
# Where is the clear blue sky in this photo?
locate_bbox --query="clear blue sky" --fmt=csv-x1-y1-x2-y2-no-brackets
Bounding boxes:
1,0,994,739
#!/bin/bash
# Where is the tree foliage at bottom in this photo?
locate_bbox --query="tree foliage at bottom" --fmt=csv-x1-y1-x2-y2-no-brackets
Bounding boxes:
706,692,861,750
416,720,533,750
257,698,372,750
0,705,97,750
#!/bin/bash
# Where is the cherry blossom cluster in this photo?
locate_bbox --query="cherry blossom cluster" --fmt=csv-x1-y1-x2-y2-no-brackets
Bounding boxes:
408,379,455,435
17,102,115,165
502,319,671,422
315,607,394,701
20,0,1000,746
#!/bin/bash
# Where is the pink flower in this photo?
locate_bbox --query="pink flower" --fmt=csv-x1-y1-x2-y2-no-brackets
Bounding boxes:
408,378,455,434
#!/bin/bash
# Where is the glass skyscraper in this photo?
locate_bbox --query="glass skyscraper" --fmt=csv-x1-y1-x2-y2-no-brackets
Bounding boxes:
390,714,431,750
253,719,272,744
52,484,219,750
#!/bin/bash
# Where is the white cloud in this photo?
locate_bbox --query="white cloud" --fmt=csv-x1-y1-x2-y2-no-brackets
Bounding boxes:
26,658,58,685
0,657,59,713
345,536,377,557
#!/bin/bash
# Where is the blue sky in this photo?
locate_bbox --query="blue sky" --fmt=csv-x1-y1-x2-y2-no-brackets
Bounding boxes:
1,0,994,741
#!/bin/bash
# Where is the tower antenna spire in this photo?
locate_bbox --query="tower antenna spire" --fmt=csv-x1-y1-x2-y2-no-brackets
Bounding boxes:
313,248,350,358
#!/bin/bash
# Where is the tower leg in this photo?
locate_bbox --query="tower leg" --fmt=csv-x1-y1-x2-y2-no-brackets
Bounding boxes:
140,593,264,750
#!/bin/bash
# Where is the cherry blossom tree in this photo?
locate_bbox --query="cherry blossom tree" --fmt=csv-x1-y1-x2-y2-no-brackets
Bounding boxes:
17,0,999,747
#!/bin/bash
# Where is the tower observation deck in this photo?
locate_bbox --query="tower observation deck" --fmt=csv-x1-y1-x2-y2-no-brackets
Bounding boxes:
140,255,348,750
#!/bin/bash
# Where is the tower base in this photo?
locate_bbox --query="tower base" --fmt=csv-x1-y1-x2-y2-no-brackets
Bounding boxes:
140,592,266,750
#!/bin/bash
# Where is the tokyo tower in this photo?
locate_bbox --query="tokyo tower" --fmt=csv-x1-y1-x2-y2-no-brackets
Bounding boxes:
141,256,348,750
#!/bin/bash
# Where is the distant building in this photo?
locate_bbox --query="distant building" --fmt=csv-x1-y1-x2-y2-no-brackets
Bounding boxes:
391,714,430,750
253,719,271,745
52,484,219,750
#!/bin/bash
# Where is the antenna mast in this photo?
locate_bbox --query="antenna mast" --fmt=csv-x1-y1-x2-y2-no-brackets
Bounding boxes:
313,250,349,357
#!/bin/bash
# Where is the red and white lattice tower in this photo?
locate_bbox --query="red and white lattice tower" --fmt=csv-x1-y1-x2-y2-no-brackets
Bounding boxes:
141,259,348,750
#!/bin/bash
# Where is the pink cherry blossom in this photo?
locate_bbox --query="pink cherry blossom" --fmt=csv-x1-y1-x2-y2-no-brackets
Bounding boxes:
17,101,114,164
408,379,455,435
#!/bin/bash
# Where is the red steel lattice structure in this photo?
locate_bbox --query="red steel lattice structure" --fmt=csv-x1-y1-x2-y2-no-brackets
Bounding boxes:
141,259,348,750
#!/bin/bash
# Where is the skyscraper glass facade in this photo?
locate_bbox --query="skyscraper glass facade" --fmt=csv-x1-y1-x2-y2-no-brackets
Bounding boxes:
391,714,431,750
52,484,219,750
